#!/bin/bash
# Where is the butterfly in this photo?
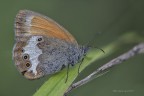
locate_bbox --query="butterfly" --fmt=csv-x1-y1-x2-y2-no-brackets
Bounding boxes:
13,10,89,80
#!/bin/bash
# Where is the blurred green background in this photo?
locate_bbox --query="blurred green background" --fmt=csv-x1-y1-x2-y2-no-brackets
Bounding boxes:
0,0,144,96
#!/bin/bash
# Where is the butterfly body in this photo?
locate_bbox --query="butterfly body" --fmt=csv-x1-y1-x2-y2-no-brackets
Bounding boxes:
13,10,89,79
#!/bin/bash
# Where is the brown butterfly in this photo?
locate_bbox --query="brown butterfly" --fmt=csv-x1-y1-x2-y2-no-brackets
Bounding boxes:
13,10,89,80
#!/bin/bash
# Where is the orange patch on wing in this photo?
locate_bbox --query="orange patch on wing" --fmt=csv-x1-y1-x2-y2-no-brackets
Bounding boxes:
15,10,78,45
30,16,76,43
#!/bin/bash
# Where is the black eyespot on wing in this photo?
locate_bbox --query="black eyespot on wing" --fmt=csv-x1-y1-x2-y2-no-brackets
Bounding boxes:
37,37,43,42
21,48,24,52
26,62,31,68
22,54,29,60
38,38,42,41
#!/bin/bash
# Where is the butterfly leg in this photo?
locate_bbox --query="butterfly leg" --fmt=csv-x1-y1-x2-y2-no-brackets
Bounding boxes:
77,53,87,74
65,63,70,83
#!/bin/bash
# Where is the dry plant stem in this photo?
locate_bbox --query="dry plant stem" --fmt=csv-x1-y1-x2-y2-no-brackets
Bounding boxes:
64,43,144,96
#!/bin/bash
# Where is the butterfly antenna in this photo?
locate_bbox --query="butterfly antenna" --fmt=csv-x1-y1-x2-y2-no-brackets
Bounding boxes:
93,46,105,54
77,32,105,75
86,32,105,54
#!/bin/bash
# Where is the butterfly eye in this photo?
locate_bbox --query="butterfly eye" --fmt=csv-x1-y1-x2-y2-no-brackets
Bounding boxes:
25,62,31,68
37,37,43,42
22,54,29,60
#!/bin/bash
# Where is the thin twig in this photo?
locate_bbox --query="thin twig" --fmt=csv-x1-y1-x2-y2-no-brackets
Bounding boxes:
64,43,144,96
